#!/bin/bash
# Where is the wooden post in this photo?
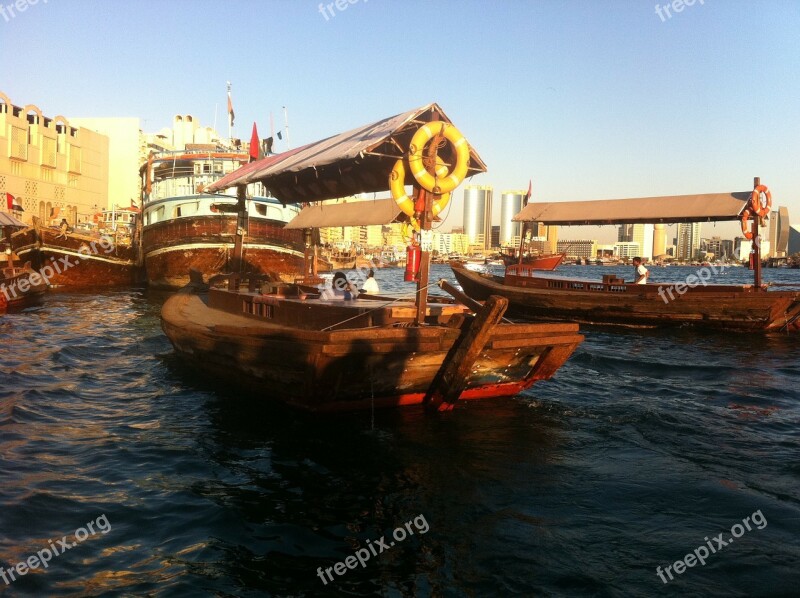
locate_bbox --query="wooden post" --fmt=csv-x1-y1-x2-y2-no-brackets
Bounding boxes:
414,112,441,326
231,184,247,285
424,295,509,412
752,176,762,289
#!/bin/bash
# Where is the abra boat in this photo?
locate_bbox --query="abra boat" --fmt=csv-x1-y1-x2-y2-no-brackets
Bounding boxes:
452,183,800,332
161,103,584,411
500,251,565,270
11,220,141,288
140,147,306,290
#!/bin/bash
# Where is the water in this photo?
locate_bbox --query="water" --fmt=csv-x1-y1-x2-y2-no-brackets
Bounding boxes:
0,265,798,596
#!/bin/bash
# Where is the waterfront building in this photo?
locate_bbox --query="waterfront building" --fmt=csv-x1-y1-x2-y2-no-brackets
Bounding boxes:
558,239,596,259
463,184,492,250
70,117,141,209
701,236,734,260
676,222,702,260
734,237,770,262
614,242,641,259
499,190,524,247
0,91,109,226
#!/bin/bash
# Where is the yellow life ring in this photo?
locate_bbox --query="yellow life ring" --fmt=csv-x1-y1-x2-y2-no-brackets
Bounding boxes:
390,159,415,217
390,158,451,228
407,123,470,194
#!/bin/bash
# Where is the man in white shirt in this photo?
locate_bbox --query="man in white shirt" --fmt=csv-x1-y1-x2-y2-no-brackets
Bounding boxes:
633,257,649,284
361,269,379,294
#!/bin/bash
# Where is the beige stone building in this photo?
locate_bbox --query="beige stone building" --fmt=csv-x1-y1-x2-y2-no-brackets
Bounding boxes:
70,117,141,208
0,91,109,226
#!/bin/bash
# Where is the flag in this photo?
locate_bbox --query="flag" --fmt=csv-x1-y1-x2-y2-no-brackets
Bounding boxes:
276,131,282,140
6,193,13,210
524,180,532,204
227,89,235,127
249,122,260,162
263,137,274,155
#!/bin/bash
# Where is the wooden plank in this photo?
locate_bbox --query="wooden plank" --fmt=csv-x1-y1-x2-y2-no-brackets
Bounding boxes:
489,334,585,350
424,295,509,412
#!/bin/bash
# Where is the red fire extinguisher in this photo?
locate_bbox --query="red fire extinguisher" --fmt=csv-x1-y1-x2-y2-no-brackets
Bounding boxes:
404,244,421,282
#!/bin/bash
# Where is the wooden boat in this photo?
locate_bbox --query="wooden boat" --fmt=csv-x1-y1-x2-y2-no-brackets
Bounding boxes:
11,224,141,288
500,251,565,270
1,211,46,308
161,275,583,412
139,148,307,290
161,104,585,411
452,181,800,332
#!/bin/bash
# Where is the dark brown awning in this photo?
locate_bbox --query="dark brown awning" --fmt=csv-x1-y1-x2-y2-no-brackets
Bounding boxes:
512,192,752,225
0,212,27,227
205,103,487,204
285,198,404,229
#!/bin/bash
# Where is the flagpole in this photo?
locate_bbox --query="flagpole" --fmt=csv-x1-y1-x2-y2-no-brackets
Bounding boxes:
227,81,232,143
283,105,290,150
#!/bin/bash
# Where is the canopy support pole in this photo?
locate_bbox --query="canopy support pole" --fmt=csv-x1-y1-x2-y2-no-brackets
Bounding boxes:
752,176,762,289
231,184,247,287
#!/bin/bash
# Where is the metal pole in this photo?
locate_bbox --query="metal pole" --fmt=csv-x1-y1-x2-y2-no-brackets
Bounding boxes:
752,176,762,288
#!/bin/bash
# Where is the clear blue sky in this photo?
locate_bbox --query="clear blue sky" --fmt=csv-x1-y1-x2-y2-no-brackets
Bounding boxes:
3,0,799,241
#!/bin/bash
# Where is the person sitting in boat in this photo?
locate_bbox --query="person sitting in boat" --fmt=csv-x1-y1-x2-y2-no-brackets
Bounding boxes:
633,257,649,284
360,269,379,295
57,218,71,239
321,271,357,300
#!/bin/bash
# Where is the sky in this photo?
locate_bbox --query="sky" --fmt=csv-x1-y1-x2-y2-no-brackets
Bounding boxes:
2,0,799,243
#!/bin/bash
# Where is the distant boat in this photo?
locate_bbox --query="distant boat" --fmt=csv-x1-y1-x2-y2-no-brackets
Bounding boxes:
139,148,307,290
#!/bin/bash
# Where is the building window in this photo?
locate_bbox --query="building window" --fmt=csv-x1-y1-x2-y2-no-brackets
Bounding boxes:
10,126,27,160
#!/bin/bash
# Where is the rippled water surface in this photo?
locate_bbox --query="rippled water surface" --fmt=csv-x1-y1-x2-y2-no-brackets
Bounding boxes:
1,265,798,596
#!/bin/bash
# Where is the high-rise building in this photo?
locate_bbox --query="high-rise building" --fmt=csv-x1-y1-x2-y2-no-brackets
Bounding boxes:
619,223,654,259
788,225,800,255
499,190,524,248
653,224,667,257
463,184,493,250
676,222,702,260
767,207,790,257
701,236,734,260
632,224,654,259
0,91,110,226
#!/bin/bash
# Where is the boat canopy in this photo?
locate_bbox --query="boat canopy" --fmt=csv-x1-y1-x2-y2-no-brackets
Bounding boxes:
512,192,752,225
204,103,487,204
285,198,405,229
0,212,27,227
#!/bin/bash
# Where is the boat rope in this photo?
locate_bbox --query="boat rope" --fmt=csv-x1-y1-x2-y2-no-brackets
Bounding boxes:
320,283,441,331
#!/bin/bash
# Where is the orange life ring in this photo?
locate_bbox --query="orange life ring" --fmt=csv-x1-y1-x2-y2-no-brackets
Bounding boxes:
750,185,772,218
740,209,754,240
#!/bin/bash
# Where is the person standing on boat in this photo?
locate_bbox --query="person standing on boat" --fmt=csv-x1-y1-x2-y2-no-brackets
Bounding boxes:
633,257,649,284
361,269,379,295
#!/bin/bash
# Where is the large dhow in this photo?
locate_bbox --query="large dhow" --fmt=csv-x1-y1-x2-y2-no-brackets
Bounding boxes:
10,214,141,288
160,104,584,412
139,146,306,289
452,180,800,332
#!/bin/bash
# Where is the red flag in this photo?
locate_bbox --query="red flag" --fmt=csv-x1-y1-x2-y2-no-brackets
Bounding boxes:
249,122,260,162
6,193,14,210
227,90,235,127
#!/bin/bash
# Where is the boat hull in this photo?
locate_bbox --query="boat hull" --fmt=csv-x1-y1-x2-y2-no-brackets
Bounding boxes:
11,227,142,288
451,262,800,332
142,215,305,290
501,253,566,270
160,289,584,412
